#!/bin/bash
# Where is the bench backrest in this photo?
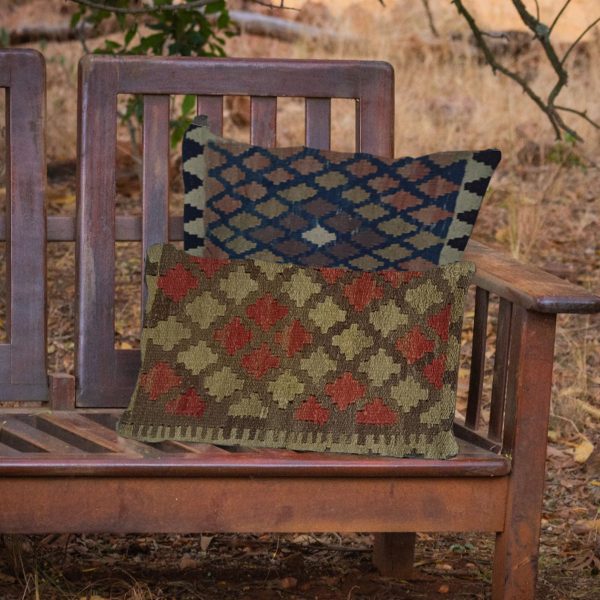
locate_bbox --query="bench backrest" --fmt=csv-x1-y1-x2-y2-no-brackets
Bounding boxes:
0,50,47,402
76,56,395,407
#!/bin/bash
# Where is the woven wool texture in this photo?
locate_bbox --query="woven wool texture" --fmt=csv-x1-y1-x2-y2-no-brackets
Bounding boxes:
182,120,500,269
182,115,214,251
117,243,475,458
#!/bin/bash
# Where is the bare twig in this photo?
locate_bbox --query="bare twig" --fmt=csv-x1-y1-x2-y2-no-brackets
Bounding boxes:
561,15,600,66
555,105,600,130
550,0,573,35
452,0,565,139
420,0,439,38
452,0,600,141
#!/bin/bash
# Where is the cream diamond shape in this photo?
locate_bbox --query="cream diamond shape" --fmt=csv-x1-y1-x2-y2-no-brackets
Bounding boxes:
390,374,429,411
332,323,373,360
185,292,226,329
369,300,408,336
255,198,287,218
302,224,336,247
300,347,336,380
228,393,268,418
176,340,218,375
267,372,305,408
359,348,397,386
282,270,322,307
308,297,347,333
144,315,191,352
256,260,286,280
405,281,444,313
225,237,256,254
203,366,244,400
219,266,259,303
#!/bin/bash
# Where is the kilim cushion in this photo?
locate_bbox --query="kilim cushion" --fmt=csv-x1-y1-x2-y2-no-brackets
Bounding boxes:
182,115,217,251
117,243,475,458
182,119,500,269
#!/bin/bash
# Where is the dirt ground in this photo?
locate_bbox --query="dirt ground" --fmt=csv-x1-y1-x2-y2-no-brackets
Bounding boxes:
0,1,599,598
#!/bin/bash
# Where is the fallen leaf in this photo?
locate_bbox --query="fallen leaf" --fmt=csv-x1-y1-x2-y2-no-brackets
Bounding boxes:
573,519,600,535
438,584,450,593
200,534,214,552
179,555,198,570
573,439,594,464
278,576,298,589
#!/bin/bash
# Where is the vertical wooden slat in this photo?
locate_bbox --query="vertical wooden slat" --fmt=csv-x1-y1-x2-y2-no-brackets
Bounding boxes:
250,96,277,147
76,57,119,406
465,287,489,430
2,50,47,400
373,533,416,578
355,63,394,157
489,298,513,440
305,97,330,149
492,308,556,599
141,94,170,310
197,95,223,135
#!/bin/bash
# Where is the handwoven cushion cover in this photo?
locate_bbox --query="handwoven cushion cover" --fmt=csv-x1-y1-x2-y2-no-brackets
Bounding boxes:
183,120,500,269
117,243,475,458
182,115,218,251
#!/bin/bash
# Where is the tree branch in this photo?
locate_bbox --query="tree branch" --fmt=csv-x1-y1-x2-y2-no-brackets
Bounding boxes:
561,15,600,66
555,105,600,130
71,0,295,14
550,0,573,35
452,0,600,141
71,0,218,14
420,0,439,38
452,0,565,139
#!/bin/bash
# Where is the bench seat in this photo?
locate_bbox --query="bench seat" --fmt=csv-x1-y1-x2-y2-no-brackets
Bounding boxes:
0,409,510,536
0,410,509,477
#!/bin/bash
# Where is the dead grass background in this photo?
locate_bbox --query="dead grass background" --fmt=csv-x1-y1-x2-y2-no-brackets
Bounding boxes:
0,0,599,598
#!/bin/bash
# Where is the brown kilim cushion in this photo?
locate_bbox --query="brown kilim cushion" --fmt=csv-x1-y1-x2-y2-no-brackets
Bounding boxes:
117,243,475,458
182,119,501,270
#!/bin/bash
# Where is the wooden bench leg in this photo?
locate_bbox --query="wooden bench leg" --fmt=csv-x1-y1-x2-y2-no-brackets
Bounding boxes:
373,533,416,578
491,308,556,600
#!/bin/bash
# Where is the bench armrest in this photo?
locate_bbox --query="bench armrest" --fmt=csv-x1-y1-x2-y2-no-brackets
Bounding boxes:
465,240,600,314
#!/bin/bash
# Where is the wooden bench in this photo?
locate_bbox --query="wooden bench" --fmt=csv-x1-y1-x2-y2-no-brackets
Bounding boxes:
1,49,599,599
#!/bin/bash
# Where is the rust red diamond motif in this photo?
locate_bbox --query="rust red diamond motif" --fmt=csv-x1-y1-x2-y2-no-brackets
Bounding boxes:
343,273,384,311
246,293,289,331
356,399,397,425
319,267,345,285
325,372,366,410
189,256,230,278
141,361,182,401
158,263,199,302
241,343,280,379
275,319,313,357
428,304,451,342
423,355,446,389
214,317,253,355
165,388,206,418
396,326,435,364
294,396,330,425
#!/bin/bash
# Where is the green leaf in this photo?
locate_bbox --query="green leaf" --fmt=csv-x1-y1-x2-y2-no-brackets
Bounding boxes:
205,1,225,15
217,12,230,29
124,23,138,46
181,94,196,115
70,11,82,29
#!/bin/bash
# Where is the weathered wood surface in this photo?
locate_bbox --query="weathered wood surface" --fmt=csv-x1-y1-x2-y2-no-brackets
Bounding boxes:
0,49,48,402
0,477,507,534
0,410,509,478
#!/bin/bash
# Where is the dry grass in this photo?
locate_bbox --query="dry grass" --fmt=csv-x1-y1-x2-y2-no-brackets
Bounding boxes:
0,2,599,598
